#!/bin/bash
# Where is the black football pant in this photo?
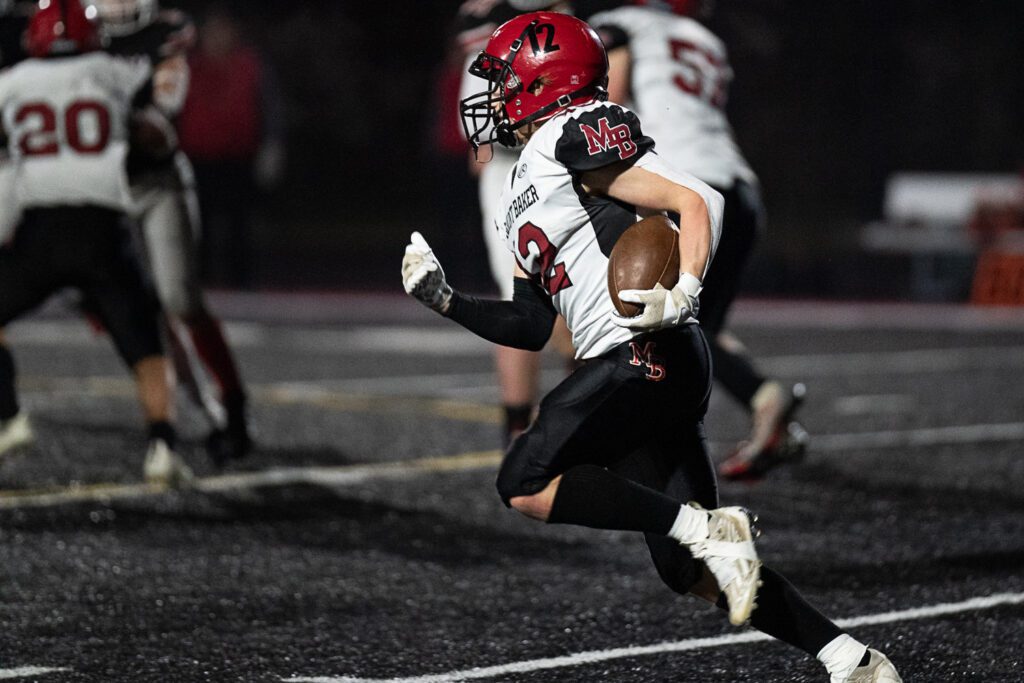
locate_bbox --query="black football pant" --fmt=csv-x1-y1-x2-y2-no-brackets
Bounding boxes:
698,179,768,408
496,324,718,593
0,206,164,368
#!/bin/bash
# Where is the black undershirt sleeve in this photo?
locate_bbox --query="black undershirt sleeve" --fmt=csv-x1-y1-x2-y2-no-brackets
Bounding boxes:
446,277,557,352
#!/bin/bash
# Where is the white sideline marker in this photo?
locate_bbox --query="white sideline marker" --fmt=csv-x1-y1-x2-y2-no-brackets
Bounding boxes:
0,668,70,680
281,591,1024,683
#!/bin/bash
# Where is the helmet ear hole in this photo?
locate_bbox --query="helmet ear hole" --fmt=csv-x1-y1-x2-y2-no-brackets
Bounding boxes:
526,78,546,96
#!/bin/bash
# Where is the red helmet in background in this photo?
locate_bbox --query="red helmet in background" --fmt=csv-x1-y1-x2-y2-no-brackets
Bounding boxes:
460,12,609,151
25,0,101,59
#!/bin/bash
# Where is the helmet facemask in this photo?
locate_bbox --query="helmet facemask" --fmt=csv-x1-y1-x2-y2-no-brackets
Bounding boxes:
460,16,610,156
460,25,533,153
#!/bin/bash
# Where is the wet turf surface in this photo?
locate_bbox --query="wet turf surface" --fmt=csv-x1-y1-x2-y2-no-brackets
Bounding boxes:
1,296,1022,682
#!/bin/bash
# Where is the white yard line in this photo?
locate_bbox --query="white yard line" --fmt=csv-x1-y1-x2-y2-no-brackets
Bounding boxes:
0,668,70,680
811,422,1024,451
280,591,1024,683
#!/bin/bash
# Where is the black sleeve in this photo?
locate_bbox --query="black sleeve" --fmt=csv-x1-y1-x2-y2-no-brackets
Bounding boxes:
554,104,654,172
446,278,557,352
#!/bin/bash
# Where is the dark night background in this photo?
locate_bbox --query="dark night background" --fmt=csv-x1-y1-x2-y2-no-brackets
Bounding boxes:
24,1,1024,296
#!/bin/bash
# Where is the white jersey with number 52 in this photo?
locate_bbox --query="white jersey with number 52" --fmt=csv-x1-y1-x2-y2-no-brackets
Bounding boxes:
0,52,151,212
588,6,755,189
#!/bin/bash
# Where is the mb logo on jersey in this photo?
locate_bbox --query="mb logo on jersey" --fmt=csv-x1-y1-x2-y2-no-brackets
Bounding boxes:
579,117,638,160
628,341,666,382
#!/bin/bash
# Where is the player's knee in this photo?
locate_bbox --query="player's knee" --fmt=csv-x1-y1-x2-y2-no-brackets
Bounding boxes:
508,491,552,521
495,464,549,518
495,466,524,508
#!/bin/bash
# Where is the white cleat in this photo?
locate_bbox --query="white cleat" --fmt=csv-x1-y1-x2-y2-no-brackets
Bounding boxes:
836,649,902,683
687,504,762,625
0,411,34,457
143,439,194,488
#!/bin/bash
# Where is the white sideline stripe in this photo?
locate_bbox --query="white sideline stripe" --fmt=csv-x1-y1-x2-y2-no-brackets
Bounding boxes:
8,315,1023,362
281,591,1024,683
0,668,70,680
812,422,1024,451
762,345,1024,376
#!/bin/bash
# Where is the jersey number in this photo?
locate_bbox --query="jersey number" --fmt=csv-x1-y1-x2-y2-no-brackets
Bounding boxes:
14,100,112,157
667,39,728,108
518,222,572,296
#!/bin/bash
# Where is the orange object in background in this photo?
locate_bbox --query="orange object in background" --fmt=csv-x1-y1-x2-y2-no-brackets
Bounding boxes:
971,250,1024,305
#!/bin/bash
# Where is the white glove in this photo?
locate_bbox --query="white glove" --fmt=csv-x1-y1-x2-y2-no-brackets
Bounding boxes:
402,231,453,313
611,272,703,331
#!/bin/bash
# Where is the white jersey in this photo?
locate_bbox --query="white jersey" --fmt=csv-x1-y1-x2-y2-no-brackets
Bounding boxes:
0,52,151,213
588,6,755,189
497,100,723,359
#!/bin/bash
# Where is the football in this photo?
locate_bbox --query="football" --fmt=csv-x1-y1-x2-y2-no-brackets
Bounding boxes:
607,215,680,317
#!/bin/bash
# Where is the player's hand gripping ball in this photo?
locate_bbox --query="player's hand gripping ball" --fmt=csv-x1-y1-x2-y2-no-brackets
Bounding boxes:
402,232,453,313
608,215,702,331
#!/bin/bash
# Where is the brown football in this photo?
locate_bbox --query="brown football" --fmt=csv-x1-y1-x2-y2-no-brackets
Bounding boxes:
607,215,680,317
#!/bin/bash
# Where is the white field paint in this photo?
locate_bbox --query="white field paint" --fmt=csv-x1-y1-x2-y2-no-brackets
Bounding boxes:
280,592,1024,683
0,668,70,680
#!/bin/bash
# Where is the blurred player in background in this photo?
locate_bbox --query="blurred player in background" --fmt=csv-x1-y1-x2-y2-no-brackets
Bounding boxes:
584,0,808,481
178,5,286,289
405,12,900,682
0,0,191,485
455,0,573,447
94,0,252,464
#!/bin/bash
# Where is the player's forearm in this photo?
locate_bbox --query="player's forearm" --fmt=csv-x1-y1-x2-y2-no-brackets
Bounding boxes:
446,278,556,352
675,190,713,279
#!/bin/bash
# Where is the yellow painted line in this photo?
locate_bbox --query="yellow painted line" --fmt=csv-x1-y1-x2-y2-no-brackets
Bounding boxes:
20,376,502,425
0,449,503,510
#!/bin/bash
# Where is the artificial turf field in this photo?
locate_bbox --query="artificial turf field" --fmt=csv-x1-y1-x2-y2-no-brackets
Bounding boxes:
1,294,1022,682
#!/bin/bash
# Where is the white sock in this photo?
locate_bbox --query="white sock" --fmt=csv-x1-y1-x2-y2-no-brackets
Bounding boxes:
817,634,868,680
666,504,709,544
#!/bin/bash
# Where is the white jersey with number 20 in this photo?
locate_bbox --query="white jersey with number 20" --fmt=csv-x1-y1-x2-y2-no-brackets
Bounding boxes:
0,52,151,213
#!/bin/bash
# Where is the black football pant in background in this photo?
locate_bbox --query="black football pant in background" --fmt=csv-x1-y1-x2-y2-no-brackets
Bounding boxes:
698,180,768,407
0,206,164,368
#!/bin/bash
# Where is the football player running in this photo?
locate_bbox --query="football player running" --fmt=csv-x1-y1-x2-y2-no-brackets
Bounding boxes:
403,13,900,682
0,0,191,485
93,0,252,464
586,0,808,481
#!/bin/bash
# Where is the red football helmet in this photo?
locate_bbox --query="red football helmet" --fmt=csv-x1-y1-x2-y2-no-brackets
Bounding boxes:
24,0,101,59
460,12,609,151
